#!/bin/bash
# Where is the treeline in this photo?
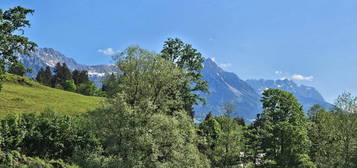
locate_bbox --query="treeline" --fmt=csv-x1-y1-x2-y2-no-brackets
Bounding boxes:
36,63,103,96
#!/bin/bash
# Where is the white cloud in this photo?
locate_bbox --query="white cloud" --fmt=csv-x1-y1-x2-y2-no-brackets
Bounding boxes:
275,70,283,74
219,63,232,68
291,74,314,81
98,48,119,55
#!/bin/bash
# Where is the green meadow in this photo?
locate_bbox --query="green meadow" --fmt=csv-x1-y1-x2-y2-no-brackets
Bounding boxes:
0,73,103,116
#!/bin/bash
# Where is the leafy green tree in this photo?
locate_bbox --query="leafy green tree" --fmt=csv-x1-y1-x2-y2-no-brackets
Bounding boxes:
101,73,119,98
256,89,315,168
222,102,237,117
0,110,99,162
111,46,191,115
245,113,266,166
0,150,77,168
198,112,222,157
161,38,209,118
64,79,77,92
77,81,98,96
0,6,37,90
89,47,210,167
308,105,342,168
8,61,30,76
199,112,245,167
333,93,357,168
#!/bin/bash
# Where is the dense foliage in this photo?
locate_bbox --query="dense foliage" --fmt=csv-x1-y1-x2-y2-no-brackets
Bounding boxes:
0,6,37,90
1,6,356,167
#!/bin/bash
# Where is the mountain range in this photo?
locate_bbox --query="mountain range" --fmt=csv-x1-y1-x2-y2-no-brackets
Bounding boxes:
18,48,332,121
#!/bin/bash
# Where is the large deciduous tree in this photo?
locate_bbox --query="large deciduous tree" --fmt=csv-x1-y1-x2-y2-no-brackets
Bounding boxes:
0,6,37,90
161,38,209,118
255,89,315,168
89,46,209,167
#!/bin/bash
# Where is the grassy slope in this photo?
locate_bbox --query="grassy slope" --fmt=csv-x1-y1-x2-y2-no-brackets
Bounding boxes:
0,74,103,116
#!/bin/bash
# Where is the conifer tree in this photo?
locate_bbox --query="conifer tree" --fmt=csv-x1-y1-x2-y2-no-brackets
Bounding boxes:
36,68,45,84
72,69,80,86
43,66,52,86
52,63,72,88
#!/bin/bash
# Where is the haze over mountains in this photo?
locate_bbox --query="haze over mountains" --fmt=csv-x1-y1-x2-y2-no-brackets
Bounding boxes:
19,48,331,121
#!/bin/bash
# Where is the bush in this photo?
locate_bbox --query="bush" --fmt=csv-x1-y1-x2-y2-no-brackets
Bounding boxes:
0,110,99,162
0,150,78,168
64,79,77,92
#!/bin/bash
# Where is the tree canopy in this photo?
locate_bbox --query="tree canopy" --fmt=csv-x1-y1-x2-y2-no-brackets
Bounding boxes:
0,6,37,90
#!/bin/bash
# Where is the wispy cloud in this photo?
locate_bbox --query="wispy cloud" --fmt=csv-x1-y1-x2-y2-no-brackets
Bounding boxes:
291,74,314,81
98,48,119,55
219,63,232,68
274,70,283,75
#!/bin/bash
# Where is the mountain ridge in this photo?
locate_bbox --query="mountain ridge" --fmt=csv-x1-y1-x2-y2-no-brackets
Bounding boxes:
18,48,331,120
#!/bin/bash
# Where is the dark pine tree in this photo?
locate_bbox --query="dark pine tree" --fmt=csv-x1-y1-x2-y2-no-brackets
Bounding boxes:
78,70,89,84
72,69,80,86
36,68,46,84
52,63,72,88
52,63,63,87
43,66,52,86
62,63,72,84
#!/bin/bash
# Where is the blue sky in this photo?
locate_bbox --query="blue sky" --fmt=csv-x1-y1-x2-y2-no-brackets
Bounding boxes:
2,0,357,103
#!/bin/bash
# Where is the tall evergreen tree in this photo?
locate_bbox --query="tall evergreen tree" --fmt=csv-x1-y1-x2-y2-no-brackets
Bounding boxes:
61,63,72,84
43,66,52,86
36,68,45,84
72,69,89,88
72,69,80,86
52,63,72,88
78,70,89,84
52,63,63,87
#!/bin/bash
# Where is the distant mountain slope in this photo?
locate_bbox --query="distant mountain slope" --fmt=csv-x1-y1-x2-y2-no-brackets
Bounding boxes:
195,59,332,121
18,48,116,86
194,59,261,121
0,74,103,116
246,79,332,111
18,48,331,121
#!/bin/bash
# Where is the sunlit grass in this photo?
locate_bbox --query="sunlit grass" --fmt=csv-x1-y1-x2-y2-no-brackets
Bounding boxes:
0,73,104,116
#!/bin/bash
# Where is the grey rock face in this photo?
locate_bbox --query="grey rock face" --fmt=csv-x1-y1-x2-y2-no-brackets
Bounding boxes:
246,79,332,111
195,59,261,121
18,48,116,87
